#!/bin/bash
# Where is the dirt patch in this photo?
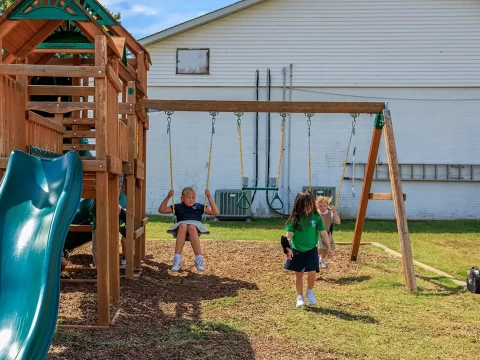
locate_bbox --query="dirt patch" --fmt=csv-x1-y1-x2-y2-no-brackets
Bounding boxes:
49,240,392,360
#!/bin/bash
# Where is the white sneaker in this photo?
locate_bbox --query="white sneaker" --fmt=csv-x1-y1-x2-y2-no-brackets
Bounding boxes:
120,256,126,269
171,257,182,272
320,258,329,269
306,289,316,305
296,295,305,308
195,256,205,272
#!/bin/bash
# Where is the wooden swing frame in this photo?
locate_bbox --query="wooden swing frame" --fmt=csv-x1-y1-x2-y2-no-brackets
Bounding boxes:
140,99,417,292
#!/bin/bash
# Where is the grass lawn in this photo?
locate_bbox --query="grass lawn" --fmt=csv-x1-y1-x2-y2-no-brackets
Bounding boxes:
147,216,480,279
50,239,480,360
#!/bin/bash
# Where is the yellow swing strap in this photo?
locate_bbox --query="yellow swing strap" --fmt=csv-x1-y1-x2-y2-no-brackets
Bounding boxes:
204,112,218,220
165,111,177,223
235,112,252,210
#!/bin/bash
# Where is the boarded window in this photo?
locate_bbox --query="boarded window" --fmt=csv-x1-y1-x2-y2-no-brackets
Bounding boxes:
176,48,210,75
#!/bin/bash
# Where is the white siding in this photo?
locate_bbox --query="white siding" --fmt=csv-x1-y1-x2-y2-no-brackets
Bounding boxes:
146,87,480,220
146,0,480,87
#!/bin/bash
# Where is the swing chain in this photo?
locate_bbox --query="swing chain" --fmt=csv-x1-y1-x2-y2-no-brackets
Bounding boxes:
276,112,288,189
336,113,359,211
305,113,314,192
165,111,175,214
235,112,245,187
349,113,359,136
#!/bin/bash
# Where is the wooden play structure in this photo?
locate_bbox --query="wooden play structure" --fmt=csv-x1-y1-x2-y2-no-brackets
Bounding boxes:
0,0,150,327
140,100,417,293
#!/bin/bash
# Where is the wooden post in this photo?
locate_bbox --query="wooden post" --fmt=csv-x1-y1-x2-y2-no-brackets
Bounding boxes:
107,60,120,303
350,127,382,261
94,35,111,326
125,81,136,279
138,51,147,261
383,111,417,292
15,58,27,153
134,118,143,270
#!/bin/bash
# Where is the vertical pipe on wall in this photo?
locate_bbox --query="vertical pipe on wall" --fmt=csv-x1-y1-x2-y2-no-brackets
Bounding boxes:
287,63,293,213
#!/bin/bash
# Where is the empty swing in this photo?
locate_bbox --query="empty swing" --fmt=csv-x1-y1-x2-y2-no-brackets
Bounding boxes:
235,112,286,210
165,110,218,223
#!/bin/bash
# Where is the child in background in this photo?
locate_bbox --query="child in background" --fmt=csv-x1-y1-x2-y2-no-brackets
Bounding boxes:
158,187,219,272
284,190,333,307
316,196,341,269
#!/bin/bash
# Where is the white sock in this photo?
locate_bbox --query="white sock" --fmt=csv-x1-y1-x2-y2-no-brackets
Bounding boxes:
174,254,181,260
196,255,203,261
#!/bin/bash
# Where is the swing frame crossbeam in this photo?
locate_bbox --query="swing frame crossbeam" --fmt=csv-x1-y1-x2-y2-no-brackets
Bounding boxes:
149,99,417,293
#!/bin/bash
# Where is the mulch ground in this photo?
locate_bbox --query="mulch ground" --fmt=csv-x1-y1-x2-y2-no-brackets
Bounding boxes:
48,240,392,360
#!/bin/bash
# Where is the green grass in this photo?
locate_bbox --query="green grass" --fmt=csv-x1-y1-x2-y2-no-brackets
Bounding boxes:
146,216,480,279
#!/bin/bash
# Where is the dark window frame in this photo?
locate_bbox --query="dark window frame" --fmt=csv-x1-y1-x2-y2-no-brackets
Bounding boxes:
176,48,210,75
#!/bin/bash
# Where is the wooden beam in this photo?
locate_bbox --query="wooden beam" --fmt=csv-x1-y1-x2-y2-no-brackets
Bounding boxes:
135,159,145,180
135,104,148,123
119,102,135,115
32,48,95,54
69,225,93,233
29,102,95,114
383,111,417,292
0,20,19,38
106,64,122,93
0,64,106,77
139,99,386,114
28,85,95,97
82,160,106,172
369,193,406,201
73,20,121,60
65,131,95,138
351,128,383,261
134,226,145,240
106,155,122,175
63,118,96,126
3,20,63,64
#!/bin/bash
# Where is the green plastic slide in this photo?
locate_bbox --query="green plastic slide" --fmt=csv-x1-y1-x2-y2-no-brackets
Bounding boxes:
0,150,83,360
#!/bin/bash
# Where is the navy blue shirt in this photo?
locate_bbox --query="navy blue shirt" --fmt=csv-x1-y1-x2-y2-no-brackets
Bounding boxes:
171,203,205,222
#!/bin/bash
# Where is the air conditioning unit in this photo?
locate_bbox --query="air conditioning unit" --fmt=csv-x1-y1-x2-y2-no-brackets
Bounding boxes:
215,189,253,220
302,186,336,204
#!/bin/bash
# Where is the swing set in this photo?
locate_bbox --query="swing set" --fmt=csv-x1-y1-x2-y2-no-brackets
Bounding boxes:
148,99,417,292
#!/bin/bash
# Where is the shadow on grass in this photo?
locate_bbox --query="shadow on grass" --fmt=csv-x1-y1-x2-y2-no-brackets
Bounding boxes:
334,275,372,285
305,307,379,324
415,275,465,297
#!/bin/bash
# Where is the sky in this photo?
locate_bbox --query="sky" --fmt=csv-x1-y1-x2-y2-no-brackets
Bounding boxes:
99,0,240,40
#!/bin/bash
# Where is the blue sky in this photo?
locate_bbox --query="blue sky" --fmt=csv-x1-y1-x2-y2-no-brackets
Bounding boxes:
99,0,239,39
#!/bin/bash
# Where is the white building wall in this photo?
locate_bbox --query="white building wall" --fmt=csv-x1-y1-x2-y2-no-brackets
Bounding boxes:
146,86,480,219
143,0,480,219
146,0,480,87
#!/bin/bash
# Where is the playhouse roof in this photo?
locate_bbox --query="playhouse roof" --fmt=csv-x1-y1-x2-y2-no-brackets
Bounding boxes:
0,0,151,66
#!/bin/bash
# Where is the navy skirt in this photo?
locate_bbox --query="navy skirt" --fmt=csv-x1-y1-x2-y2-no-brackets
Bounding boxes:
284,246,319,273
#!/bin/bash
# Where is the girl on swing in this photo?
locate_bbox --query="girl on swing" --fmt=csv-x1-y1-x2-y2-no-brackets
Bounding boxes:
158,187,219,272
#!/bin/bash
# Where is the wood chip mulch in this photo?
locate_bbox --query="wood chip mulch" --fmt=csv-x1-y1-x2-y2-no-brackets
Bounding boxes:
49,240,391,360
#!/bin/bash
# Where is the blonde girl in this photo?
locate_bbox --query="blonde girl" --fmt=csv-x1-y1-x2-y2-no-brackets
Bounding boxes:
316,196,341,269
158,187,219,272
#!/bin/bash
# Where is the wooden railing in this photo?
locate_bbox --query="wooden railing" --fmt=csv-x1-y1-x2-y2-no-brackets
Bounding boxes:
26,111,66,154
0,75,26,158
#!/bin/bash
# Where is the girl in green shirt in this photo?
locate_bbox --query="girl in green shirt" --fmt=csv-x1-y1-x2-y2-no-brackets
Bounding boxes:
284,190,333,307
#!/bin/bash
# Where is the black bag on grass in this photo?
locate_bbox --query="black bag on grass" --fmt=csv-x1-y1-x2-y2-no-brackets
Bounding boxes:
467,267,480,294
